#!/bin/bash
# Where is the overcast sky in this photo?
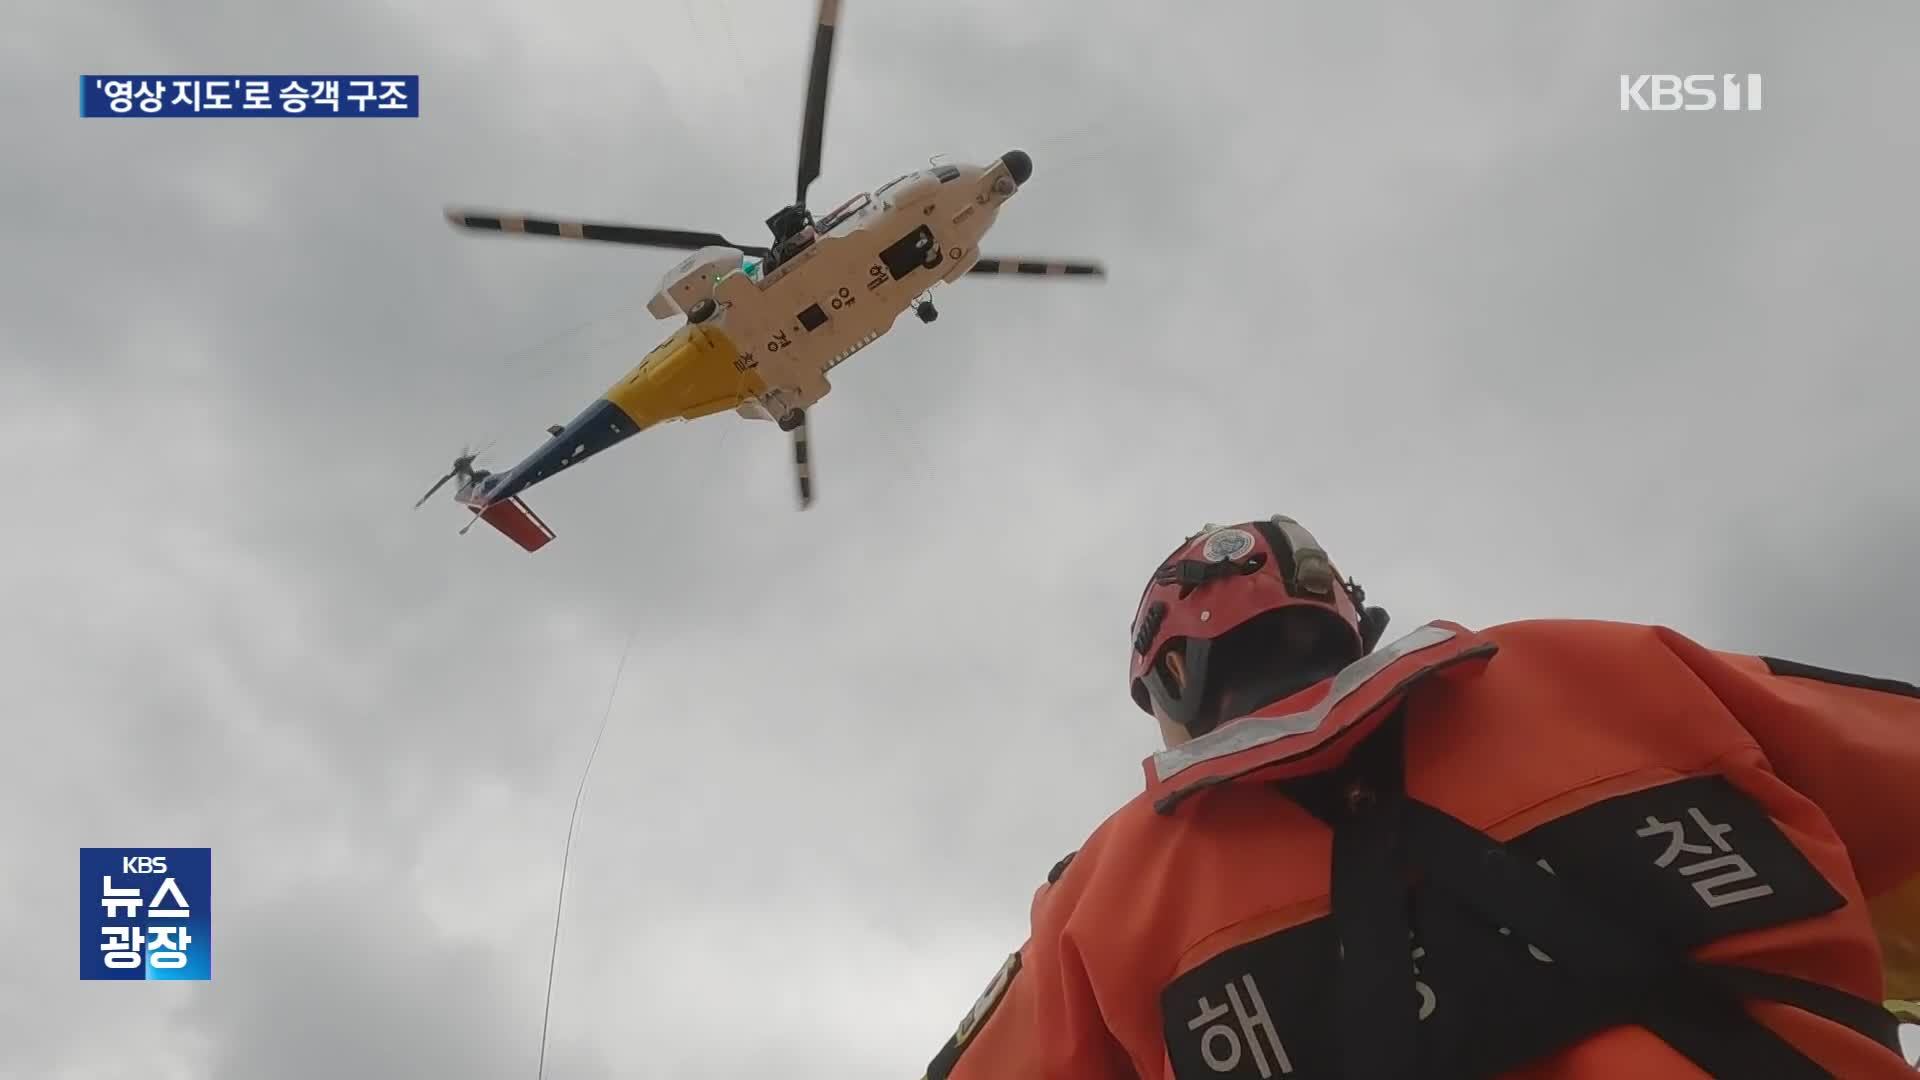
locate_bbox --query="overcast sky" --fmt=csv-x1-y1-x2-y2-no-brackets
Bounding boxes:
4,1,1916,1076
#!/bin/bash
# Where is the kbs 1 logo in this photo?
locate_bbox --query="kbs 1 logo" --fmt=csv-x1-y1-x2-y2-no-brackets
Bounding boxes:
1619,74,1763,112
80,848,210,980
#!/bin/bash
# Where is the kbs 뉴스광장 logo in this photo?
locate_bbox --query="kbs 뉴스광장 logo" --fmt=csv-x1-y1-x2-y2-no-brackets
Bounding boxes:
80,848,210,980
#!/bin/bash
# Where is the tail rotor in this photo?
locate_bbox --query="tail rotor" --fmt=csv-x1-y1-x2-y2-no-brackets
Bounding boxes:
413,444,489,509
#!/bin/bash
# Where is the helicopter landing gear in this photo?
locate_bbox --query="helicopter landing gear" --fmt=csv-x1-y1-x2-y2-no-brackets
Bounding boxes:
686,298,718,324
915,299,939,324
777,407,806,432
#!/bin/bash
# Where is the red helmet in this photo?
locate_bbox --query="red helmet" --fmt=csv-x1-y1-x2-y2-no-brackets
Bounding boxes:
1128,516,1391,734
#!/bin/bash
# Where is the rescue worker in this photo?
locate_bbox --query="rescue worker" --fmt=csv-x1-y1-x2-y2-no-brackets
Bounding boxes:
923,514,1920,1078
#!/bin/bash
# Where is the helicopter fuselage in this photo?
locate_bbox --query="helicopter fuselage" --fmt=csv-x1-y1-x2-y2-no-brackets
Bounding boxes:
463,155,1025,510
706,157,1019,422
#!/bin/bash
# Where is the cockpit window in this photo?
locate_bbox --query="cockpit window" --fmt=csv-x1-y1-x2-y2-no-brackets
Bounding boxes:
933,165,960,183
817,192,871,234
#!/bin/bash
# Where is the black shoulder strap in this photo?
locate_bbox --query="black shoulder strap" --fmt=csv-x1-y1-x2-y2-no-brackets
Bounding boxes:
1289,705,1904,1080
1322,706,1419,1078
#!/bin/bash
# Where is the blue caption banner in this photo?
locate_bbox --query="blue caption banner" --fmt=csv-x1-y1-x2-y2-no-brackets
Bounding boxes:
80,76,419,117
80,848,211,980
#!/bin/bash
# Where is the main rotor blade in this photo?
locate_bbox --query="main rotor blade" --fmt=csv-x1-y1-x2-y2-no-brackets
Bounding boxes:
445,209,770,257
791,410,813,509
794,0,841,207
967,256,1107,279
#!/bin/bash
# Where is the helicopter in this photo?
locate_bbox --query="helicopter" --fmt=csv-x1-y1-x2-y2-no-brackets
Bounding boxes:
420,0,1106,552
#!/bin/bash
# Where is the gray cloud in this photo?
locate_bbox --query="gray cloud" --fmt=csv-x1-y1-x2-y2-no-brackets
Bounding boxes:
1701,491,1920,675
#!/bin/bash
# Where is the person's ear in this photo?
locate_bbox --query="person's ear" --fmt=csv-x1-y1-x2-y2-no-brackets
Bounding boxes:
1163,648,1188,692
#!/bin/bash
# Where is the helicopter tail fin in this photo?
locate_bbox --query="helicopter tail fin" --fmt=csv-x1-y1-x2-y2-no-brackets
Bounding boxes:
469,496,556,552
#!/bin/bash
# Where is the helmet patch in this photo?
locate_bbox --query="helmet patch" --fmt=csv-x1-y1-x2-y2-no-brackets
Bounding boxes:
1200,528,1256,564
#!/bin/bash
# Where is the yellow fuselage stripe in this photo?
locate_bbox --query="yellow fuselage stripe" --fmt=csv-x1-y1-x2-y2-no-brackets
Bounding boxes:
603,323,766,428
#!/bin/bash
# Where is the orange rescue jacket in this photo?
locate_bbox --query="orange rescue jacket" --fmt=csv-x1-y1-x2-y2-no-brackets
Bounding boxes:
922,619,1920,1079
